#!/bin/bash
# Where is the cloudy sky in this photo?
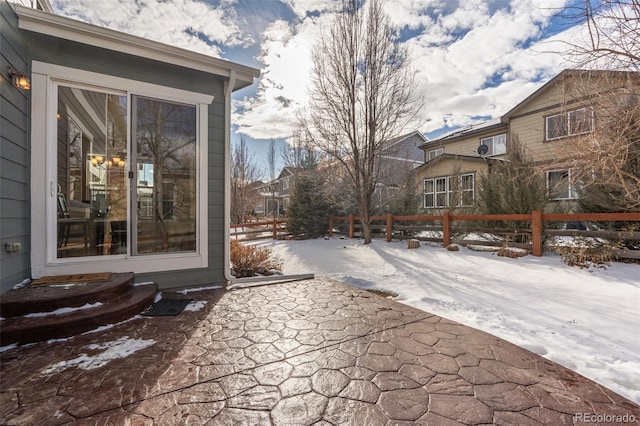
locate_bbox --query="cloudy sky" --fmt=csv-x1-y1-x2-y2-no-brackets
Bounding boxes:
50,0,586,177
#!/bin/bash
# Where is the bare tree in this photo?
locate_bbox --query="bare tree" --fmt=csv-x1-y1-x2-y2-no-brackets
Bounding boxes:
554,70,640,212
561,1,639,70
551,2,640,211
282,129,320,169
303,0,421,243
230,135,262,224
267,138,278,217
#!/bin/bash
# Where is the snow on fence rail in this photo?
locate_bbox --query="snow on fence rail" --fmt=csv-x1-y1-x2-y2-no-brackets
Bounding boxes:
329,211,640,259
230,219,288,241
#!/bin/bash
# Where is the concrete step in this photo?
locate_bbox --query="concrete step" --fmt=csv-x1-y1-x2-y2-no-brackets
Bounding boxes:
0,273,134,317
0,283,157,346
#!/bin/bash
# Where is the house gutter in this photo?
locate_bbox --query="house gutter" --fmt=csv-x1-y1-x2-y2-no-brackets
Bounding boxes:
223,70,237,286
222,72,315,288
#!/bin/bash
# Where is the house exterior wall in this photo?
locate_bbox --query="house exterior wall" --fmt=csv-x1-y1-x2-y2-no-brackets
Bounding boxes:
1,1,31,293
422,126,508,159
417,157,489,179
508,83,575,163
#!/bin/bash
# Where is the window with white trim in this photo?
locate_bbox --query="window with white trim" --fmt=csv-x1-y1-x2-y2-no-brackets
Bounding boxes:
427,148,443,161
479,134,506,156
424,174,475,208
545,107,593,140
547,169,578,200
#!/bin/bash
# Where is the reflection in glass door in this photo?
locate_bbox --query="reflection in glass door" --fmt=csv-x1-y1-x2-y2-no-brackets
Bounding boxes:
132,96,197,255
56,86,127,258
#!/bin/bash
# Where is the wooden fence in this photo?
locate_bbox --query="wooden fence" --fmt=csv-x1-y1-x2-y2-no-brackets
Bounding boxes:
329,211,640,258
230,219,288,241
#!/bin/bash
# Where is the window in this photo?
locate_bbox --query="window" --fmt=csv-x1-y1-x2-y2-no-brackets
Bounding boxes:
283,177,289,190
547,170,578,200
460,174,474,206
479,134,506,156
31,62,212,277
428,148,443,161
424,180,434,208
424,174,475,208
545,107,593,140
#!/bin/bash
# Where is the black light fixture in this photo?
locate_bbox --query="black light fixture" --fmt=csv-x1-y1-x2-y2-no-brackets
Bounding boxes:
7,66,30,90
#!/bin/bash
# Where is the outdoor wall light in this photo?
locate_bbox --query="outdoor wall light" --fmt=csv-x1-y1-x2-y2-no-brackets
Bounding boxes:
7,67,30,90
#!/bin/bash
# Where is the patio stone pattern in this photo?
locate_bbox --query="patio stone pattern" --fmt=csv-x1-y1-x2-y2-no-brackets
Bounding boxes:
1,277,638,425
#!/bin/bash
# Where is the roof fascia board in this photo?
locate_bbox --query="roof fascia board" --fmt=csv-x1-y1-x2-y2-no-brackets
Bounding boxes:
502,70,577,121
419,123,507,149
14,5,260,87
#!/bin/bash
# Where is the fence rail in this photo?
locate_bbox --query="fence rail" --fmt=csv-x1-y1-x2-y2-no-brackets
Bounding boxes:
230,219,288,241
329,211,640,259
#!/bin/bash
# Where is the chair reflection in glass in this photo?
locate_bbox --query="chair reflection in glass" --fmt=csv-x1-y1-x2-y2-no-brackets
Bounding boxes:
57,189,89,252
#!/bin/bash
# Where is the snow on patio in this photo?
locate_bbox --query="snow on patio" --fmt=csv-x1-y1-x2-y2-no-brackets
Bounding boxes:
252,237,640,404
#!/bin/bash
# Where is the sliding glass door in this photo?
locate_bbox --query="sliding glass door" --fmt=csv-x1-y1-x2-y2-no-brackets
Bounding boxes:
56,86,127,258
55,86,197,259
132,96,197,255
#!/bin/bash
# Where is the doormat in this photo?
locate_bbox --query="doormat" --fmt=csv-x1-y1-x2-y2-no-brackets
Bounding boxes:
30,272,113,285
142,298,192,316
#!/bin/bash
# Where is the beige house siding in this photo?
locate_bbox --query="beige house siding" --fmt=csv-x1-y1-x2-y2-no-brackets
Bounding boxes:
415,157,488,180
422,127,508,160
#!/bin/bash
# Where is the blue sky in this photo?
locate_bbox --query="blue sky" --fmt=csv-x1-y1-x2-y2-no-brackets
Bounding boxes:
50,0,587,179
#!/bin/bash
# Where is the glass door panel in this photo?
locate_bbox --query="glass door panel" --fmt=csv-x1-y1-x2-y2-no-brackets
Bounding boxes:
56,86,127,258
133,96,197,255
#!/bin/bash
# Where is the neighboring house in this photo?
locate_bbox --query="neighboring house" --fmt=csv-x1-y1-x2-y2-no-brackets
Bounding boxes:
0,1,260,293
255,167,304,217
414,69,638,211
374,131,427,213
321,130,428,215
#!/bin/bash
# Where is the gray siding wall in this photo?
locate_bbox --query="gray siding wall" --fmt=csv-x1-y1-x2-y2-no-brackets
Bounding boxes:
27,33,228,289
1,1,31,294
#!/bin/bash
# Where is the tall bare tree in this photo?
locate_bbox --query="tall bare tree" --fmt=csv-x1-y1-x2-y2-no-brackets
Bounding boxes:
230,136,262,224
303,0,420,243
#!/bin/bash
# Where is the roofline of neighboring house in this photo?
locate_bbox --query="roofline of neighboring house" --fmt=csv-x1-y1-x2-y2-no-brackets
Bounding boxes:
384,130,429,151
419,68,640,150
419,121,507,149
12,4,261,90
502,68,639,120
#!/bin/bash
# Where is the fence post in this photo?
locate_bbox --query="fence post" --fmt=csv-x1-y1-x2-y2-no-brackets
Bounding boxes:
348,214,354,239
531,210,542,256
329,216,333,237
272,220,277,240
442,211,451,248
386,213,393,242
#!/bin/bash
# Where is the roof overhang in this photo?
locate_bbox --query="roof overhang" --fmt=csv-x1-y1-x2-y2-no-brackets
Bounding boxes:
12,4,260,91
419,122,507,149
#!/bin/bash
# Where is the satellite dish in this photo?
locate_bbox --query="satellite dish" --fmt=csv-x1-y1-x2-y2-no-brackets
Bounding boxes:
477,144,488,155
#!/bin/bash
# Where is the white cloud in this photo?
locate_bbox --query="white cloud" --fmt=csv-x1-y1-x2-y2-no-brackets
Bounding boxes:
233,14,329,139
281,0,338,18
50,0,587,139
51,0,253,57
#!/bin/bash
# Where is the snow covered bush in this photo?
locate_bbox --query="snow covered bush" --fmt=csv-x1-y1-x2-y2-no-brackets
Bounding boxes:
551,237,618,268
230,240,283,278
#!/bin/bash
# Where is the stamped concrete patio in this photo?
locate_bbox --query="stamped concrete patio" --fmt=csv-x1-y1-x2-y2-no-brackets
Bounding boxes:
1,277,639,425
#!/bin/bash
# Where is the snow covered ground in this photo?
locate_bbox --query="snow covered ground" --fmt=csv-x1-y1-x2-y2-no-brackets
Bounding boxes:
251,237,640,404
